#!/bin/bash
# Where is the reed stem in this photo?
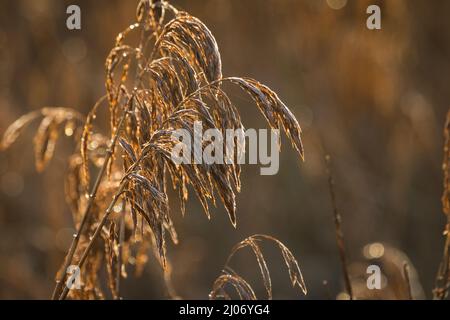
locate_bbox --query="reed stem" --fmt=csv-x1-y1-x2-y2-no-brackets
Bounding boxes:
325,155,353,300
51,96,134,299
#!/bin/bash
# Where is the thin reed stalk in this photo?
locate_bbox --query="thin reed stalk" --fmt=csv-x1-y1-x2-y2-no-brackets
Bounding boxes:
433,109,450,300
52,96,134,299
59,180,127,300
325,155,353,300
116,201,126,300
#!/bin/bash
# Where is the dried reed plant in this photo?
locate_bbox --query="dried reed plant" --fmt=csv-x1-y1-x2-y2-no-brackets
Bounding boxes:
325,154,424,300
434,109,450,299
209,234,307,300
1,0,305,300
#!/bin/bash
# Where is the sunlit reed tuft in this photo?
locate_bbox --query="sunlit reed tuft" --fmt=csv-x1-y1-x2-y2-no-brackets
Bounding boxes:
1,0,305,300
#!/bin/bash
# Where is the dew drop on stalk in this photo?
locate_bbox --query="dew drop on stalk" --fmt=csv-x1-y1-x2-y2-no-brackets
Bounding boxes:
113,203,123,213
65,121,75,137
88,141,98,151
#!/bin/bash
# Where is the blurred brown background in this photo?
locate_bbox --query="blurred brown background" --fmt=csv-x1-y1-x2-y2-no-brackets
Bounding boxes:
0,0,449,299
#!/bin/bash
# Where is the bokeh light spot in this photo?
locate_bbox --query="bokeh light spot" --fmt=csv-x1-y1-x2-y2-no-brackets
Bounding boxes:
327,0,347,10
363,242,385,259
